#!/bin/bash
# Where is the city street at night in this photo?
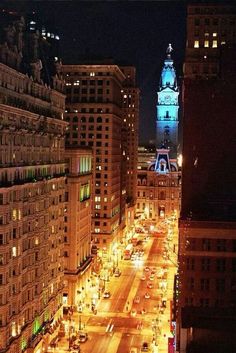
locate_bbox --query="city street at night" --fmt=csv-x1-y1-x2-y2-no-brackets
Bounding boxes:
54,219,178,353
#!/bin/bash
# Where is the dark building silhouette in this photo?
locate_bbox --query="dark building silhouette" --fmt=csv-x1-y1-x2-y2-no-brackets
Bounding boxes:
178,3,236,353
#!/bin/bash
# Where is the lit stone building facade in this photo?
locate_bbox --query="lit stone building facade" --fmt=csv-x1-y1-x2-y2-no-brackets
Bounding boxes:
0,14,67,353
62,63,139,249
63,147,92,308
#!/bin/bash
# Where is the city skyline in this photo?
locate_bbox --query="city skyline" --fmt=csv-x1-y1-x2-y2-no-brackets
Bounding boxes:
1,0,187,144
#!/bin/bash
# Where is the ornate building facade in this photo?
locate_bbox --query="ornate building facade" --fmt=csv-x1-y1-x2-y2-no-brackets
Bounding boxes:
0,12,67,353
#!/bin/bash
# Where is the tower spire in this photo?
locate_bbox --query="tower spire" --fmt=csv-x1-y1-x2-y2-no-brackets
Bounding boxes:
156,45,179,159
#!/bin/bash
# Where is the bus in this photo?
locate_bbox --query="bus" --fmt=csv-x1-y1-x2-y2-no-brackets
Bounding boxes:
123,244,134,260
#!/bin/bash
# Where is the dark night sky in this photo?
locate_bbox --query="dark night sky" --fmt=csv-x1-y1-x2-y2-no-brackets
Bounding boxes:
2,1,187,144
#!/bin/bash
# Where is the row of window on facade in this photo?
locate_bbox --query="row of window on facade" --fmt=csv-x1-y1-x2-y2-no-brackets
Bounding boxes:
66,87,110,95
184,297,235,308
65,116,110,123
194,17,235,26
194,39,219,48
184,276,236,293
186,237,236,251
65,107,109,114
185,256,236,272
137,192,176,201
137,180,179,186
65,72,111,77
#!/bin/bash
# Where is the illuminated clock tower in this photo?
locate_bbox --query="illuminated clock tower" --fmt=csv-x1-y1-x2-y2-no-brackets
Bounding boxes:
156,44,179,158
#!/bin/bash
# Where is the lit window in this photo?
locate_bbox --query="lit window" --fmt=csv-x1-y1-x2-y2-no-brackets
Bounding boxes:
194,40,199,48
12,209,17,221
204,32,209,37
90,72,95,77
51,226,55,234
95,205,101,210
204,40,209,47
12,247,17,257
95,228,100,233
124,94,127,98
212,40,218,48
11,322,17,337
213,32,217,37
95,196,101,202
221,41,226,45
104,197,107,202
35,237,39,245
52,184,56,190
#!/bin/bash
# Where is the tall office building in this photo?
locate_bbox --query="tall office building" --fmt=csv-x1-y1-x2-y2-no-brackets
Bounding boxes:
0,12,67,353
120,66,140,206
178,4,236,353
62,62,139,249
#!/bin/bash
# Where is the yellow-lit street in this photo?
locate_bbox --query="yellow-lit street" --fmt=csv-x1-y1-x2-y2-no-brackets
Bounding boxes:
51,218,178,353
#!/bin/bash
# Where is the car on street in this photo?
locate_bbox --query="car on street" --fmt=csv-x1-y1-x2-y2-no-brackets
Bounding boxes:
78,332,88,343
72,341,81,350
144,266,150,272
114,268,121,277
141,275,146,281
149,274,155,281
144,292,150,299
147,282,153,289
131,309,137,317
103,290,111,298
130,347,138,353
134,296,140,303
141,342,149,351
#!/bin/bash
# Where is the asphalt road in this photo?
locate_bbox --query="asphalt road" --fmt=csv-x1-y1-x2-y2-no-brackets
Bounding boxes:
55,223,178,353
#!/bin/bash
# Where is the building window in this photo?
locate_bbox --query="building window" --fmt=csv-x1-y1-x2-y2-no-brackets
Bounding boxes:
216,258,226,272
200,278,210,291
186,257,195,270
202,238,211,251
201,258,210,271
187,277,194,290
216,239,226,252
204,40,209,47
212,40,218,48
216,278,225,292
194,40,199,48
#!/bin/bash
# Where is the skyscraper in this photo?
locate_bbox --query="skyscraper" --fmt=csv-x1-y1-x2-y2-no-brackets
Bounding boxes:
0,12,67,353
178,4,236,353
62,62,139,250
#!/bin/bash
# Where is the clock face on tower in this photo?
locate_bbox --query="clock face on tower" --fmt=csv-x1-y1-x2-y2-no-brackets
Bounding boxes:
164,95,171,104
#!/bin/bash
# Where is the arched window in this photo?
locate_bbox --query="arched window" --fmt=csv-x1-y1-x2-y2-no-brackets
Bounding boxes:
97,116,102,123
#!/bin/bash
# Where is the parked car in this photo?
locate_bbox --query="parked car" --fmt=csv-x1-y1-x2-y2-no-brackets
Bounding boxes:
78,332,88,343
134,296,140,303
72,341,81,350
144,292,150,299
141,342,149,351
114,268,121,277
103,290,111,298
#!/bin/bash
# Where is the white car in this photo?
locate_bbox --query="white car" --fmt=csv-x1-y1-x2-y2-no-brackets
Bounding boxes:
144,292,150,299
